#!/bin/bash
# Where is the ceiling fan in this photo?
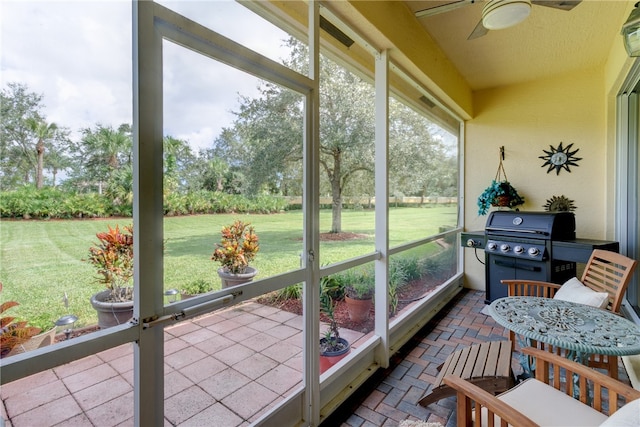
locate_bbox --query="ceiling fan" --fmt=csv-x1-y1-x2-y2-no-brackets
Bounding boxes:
415,0,582,40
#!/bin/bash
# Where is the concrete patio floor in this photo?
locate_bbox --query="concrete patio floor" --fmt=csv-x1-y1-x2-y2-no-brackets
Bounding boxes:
1,289,632,426
1,298,369,426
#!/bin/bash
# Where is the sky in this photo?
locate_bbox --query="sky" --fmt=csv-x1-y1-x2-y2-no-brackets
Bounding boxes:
0,0,293,151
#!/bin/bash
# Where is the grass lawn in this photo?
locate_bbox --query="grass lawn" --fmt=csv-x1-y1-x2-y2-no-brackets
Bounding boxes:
0,206,457,329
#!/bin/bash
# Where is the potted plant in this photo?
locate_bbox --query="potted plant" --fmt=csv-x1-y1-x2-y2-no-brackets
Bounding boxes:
319,276,350,374
478,153,525,216
87,224,134,328
0,284,43,358
341,269,375,323
180,279,214,300
211,220,259,288
477,180,525,216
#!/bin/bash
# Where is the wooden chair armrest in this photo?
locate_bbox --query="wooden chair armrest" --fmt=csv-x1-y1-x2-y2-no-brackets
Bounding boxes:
500,279,561,298
443,375,538,427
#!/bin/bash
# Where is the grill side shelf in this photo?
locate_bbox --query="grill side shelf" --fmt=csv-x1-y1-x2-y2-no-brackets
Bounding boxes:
460,231,485,249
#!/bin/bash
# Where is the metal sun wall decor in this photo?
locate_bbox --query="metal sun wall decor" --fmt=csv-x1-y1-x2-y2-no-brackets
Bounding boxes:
543,195,576,212
539,142,582,174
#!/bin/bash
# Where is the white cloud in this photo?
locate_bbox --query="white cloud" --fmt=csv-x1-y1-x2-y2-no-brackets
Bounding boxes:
1,0,293,151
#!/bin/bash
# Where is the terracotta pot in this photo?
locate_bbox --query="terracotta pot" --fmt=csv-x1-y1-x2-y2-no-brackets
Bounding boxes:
345,296,372,323
217,266,258,288
319,337,350,374
90,289,134,329
493,195,511,207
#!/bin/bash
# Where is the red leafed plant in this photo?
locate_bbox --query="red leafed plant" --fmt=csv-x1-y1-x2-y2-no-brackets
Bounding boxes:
87,224,134,302
1,283,41,358
211,220,259,274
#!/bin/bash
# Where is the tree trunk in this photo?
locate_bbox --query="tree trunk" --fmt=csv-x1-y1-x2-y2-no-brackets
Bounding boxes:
331,192,342,233
108,154,118,170
35,139,44,189
330,153,342,233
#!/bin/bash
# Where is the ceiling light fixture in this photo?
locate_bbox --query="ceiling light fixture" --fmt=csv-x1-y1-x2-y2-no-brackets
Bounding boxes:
622,2,640,57
482,0,532,31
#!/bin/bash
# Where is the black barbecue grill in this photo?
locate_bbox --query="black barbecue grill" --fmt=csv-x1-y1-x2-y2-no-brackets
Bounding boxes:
461,211,620,303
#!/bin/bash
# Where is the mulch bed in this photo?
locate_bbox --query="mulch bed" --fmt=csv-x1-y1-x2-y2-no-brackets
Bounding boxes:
261,232,442,333
258,278,438,334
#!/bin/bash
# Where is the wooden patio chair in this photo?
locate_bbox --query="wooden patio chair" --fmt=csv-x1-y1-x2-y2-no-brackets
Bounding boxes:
501,249,637,379
444,346,640,427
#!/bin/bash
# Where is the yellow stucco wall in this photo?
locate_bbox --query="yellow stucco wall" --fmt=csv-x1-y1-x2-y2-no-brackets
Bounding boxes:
463,68,608,289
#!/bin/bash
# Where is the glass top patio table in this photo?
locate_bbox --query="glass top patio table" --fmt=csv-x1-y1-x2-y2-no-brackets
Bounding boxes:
488,296,640,357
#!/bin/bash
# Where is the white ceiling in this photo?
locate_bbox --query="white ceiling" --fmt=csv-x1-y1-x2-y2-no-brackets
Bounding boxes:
404,0,631,91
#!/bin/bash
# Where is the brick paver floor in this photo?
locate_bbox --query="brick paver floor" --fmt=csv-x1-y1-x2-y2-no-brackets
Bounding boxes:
327,289,631,426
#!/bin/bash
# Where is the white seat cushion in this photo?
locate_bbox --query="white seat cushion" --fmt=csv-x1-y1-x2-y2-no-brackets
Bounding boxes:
478,378,607,426
553,277,609,309
600,399,640,426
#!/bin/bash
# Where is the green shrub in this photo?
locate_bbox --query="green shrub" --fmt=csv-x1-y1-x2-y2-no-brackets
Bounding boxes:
390,256,420,283
0,187,288,219
320,274,344,301
274,283,303,301
421,246,457,280
180,279,214,295
339,267,375,300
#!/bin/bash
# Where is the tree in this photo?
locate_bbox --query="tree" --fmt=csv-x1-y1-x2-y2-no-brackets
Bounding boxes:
318,60,375,232
26,118,58,189
220,40,375,233
74,124,132,194
215,90,302,196
0,83,71,190
388,98,457,203
0,83,44,189
44,144,73,187
163,135,196,193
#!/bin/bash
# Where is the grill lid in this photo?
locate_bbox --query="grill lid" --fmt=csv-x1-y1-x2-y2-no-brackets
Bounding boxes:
485,211,576,240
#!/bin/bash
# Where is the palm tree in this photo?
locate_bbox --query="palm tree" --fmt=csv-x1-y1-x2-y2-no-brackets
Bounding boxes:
81,124,132,193
26,118,57,189
45,145,72,187
85,125,130,170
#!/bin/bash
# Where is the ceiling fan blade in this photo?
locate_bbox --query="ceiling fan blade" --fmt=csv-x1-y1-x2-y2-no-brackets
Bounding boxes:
468,19,489,40
531,1,581,11
415,0,478,18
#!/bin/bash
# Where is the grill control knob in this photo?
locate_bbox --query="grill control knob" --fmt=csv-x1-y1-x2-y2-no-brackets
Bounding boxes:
514,245,524,254
486,242,497,251
528,247,540,257
500,243,510,253
466,239,479,247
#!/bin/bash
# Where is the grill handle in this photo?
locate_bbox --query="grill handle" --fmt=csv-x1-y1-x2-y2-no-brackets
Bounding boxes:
494,259,542,272
485,227,549,236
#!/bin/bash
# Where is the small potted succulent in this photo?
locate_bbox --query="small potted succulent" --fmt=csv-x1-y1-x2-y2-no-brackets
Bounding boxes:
319,276,350,373
87,224,134,328
211,220,259,288
477,180,525,216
